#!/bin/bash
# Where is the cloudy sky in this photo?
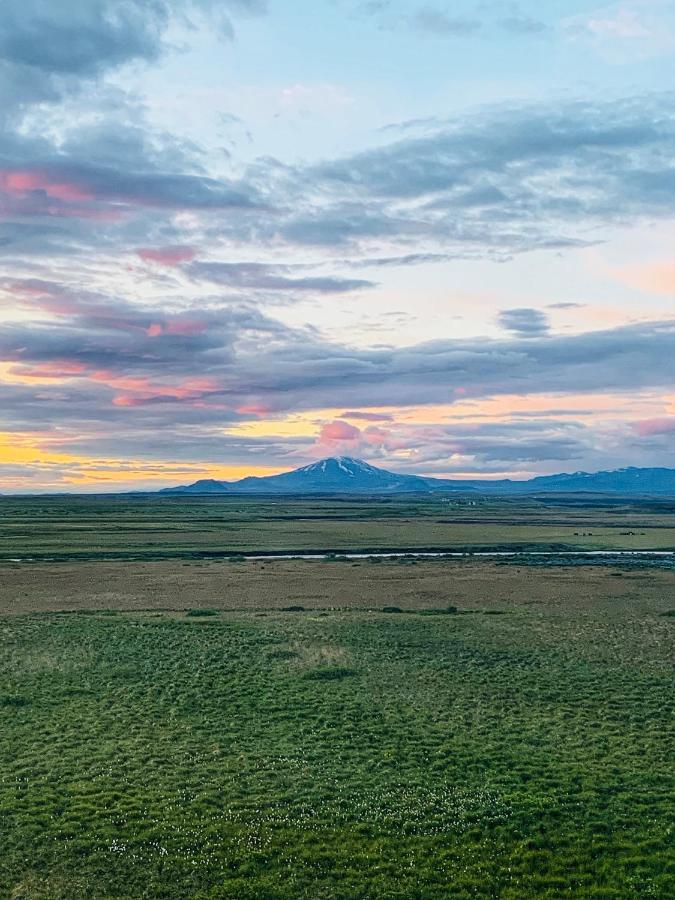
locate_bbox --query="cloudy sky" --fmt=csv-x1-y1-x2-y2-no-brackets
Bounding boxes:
1,0,674,491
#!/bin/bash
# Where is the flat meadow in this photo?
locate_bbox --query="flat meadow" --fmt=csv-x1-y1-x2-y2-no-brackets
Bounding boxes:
0,496,673,897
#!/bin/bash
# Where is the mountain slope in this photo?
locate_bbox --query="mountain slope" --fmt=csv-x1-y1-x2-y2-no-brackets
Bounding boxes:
163,457,434,495
161,459,675,496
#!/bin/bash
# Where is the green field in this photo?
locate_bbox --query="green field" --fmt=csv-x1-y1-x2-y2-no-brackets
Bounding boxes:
1,593,674,897
1,497,673,897
1,494,675,560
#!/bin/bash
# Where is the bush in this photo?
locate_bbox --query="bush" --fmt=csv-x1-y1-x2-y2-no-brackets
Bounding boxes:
0,695,28,708
267,649,298,660
420,605,459,616
381,606,403,613
185,608,220,617
282,605,305,612
304,666,356,681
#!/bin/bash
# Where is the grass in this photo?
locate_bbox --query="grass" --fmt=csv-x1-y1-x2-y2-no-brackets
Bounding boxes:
1,494,675,561
0,596,672,898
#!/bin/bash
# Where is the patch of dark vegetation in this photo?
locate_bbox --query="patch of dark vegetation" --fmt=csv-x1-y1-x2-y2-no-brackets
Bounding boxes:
381,606,403,613
185,608,220,617
660,610,675,617
419,605,459,616
282,605,306,612
304,666,357,681
0,695,28,708
267,649,299,660
483,609,510,615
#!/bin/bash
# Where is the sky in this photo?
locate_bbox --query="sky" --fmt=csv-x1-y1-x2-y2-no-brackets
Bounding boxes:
1,0,674,492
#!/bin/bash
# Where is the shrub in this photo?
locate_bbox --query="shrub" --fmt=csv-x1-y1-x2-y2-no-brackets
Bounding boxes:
267,649,298,660
381,606,403,613
420,605,458,616
185,608,220,617
304,666,356,681
0,695,28,708
282,605,305,612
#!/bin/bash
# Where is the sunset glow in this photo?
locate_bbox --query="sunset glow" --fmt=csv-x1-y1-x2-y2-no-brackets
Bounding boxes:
1,1,674,491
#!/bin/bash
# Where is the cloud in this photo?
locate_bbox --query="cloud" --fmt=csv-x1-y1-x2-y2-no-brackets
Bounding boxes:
3,92,675,268
614,261,675,295
1,276,673,436
632,417,675,437
548,302,586,309
186,261,376,293
500,15,547,35
340,411,395,421
411,7,481,36
563,3,675,59
268,93,675,259
0,0,674,487
497,308,550,336
137,246,197,266
317,419,362,445
353,2,546,40
308,414,597,471
0,1,268,117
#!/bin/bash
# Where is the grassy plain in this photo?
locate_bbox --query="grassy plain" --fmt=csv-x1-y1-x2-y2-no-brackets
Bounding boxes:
1,494,675,560
0,496,673,897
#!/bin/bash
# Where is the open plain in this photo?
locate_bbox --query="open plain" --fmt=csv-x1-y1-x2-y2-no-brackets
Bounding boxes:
0,495,673,897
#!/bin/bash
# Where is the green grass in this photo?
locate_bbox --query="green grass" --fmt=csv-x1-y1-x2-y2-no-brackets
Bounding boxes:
0,600,672,898
1,494,674,561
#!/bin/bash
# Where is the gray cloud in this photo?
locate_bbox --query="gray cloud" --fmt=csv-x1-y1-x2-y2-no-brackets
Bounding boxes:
0,0,267,75
500,15,547,35
3,92,675,268
0,0,267,120
187,261,376,293
351,2,547,40
1,273,674,480
548,302,586,309
340,411,395,421
497,307,550,336
1,278,673,423
411,7,481,36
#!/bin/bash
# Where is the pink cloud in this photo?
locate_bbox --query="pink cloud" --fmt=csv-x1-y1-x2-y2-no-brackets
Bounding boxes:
319,420,361,444
108,375,220,407
315,419,411,455
1,168,93,202
137,246,196,266
146,319,206,337
632,417,675,437
236,404,272,416
0,168,119,219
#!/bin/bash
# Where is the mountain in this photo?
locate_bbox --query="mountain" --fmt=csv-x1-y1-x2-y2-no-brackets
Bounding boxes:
163,457,435,495
160,458,675,496
513,467,675,495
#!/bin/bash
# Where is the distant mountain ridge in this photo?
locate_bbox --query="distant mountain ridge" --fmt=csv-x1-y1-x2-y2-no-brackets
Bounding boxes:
161,457,675,496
